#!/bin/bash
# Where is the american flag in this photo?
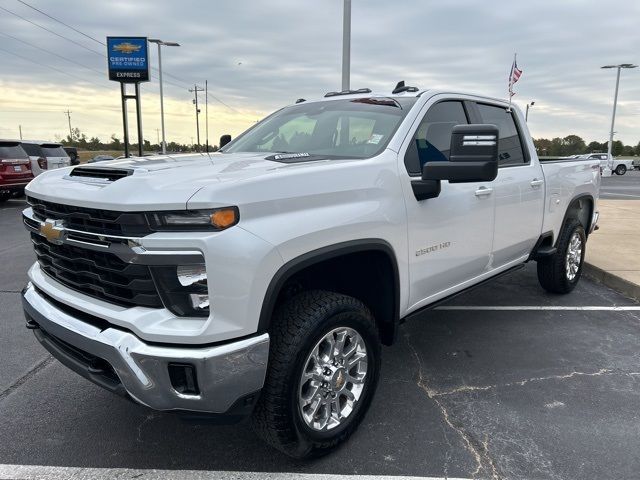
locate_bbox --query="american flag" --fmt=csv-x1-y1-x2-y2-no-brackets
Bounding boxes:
509,58,522,96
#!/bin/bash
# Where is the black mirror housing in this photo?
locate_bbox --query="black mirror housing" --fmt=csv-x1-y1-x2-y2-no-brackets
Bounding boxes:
219,134,232,148
422,124,499,184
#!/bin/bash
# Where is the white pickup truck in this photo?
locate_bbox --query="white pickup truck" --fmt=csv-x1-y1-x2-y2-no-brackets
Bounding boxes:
581,152,633,175
21,87,600,458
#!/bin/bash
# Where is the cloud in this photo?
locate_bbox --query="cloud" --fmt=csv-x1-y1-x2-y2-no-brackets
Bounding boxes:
1,0,639,145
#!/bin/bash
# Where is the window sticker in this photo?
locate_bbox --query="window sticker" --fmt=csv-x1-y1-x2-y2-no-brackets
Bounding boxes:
367,134,384,144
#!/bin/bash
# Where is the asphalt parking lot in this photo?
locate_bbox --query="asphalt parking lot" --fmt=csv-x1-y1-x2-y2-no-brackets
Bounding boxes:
600,169,640,199
2,196,640,479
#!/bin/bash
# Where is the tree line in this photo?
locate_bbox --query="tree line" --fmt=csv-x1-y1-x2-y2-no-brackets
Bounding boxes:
57,128,218,153
533,135,639,157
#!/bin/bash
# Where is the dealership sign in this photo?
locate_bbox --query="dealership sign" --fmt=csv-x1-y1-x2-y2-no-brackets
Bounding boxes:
107,37,149,83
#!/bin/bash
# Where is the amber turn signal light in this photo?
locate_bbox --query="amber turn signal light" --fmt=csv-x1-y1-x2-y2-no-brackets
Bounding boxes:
210,208,238,229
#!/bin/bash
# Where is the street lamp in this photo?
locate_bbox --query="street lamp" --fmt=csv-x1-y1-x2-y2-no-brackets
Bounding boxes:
525,101,535,122
601,64,637,162
148,39,180,155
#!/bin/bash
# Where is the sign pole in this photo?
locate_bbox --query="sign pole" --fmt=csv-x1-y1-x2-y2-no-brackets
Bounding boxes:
135,82,143,157
121,82,130,158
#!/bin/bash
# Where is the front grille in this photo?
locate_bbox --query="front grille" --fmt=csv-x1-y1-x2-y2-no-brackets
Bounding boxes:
28,196,151,236
31,232,162,308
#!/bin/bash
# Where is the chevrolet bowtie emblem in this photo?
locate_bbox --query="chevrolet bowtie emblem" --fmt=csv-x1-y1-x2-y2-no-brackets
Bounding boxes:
40,219,66,245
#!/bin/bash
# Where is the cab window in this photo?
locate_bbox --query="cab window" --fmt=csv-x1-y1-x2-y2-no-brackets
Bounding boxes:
404,101,468,176
476,103,527,166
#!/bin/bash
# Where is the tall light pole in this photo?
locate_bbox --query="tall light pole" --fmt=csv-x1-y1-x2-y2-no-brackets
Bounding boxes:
148,39,180,155
601,64,637,162
341,0,351,91
525,101,535,122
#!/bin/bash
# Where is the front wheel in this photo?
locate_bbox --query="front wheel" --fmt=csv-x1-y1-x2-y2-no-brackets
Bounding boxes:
251,290,381,458
537,218,586,294
615,164,627,175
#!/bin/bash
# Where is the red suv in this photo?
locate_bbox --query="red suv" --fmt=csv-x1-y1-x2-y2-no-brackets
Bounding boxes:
0,140,34,203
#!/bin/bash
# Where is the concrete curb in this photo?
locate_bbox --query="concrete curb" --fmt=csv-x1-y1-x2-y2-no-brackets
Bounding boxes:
584,263,640,302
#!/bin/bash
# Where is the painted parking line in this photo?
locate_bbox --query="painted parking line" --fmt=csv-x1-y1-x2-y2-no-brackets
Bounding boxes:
0,465,471,480
436,305,640,311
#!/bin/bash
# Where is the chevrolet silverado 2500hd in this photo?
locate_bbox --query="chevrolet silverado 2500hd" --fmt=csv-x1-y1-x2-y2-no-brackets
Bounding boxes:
21,87,600,458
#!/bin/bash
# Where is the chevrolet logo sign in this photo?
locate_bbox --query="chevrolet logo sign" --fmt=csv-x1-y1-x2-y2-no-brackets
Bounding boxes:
40,219,66,245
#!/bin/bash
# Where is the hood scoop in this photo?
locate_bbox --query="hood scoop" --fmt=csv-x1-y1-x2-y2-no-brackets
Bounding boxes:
68,166,134,182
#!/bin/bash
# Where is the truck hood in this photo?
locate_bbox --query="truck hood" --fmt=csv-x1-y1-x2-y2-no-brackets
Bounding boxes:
25,152,349,211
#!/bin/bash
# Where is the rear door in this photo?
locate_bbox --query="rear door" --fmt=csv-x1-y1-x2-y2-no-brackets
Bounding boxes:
401,98,495,309
471,102,544,267
40,144,71,169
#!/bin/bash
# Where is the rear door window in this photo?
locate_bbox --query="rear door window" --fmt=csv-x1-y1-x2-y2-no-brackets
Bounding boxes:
0,142,28,159
404,101,469,176
476,103,527,166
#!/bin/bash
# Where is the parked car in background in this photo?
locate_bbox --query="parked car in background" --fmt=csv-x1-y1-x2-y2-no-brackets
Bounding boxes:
0,140,33,202
63,147,79,165
21,141,71,176
581,153,633,175
88,155,115,163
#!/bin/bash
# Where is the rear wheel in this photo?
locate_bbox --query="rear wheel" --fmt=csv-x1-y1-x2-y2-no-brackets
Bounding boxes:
537,218,586,294
251,290,381,458
615,164,627,175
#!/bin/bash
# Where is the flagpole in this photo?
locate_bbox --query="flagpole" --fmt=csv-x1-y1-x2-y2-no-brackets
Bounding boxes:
507,52,516,112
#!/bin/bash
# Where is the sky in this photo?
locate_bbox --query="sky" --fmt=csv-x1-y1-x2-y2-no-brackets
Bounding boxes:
1,0,640,147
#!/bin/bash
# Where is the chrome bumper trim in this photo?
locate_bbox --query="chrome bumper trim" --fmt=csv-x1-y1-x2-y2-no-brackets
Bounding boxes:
22,283,269,413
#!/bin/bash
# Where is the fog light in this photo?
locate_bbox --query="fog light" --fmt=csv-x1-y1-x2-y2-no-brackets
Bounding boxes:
177,264,207,287
189,293,210,310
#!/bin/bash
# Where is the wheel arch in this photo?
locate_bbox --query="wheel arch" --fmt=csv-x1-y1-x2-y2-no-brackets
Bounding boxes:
557,194,594,245
257,239,401,346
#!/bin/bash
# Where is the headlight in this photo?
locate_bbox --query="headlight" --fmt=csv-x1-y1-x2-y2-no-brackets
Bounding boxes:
146,207,239,231
151,264,209,317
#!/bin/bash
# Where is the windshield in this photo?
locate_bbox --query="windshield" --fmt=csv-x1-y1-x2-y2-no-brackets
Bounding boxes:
223,97,418,160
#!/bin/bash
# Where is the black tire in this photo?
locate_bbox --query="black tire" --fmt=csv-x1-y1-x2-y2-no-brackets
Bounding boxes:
0,194,10,203
537,218,586,294
251,290,381,458
615,164,627,175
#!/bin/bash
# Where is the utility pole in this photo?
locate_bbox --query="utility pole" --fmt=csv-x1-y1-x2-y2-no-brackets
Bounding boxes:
205,80,209,152
64,109,73,140
18,125,23,140
341,0,351,91
188,85,204,150
156,128,160,145
525,101,535,122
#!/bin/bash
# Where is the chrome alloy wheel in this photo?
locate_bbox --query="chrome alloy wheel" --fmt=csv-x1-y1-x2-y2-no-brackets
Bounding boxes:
298,327,368,432
565,231,583,281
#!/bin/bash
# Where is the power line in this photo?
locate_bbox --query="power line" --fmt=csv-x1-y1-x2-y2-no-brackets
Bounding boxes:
206,93,240,113
0,31,104,76
0,46,111,90
12,0,192,87
0,5,104,57
16,0,106,46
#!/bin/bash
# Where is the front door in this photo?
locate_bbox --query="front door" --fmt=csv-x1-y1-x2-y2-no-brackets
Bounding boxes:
401,98,495,311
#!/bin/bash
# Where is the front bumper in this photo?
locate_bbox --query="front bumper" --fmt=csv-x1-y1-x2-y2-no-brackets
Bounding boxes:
22,283,269,415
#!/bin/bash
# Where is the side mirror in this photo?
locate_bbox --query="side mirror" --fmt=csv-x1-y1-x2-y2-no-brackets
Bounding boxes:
422,124,499,184
411,124,499,201
219,134,232,148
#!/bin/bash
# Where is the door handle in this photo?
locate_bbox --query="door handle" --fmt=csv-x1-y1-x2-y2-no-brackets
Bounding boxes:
530,178,544,187
474,187,493,197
